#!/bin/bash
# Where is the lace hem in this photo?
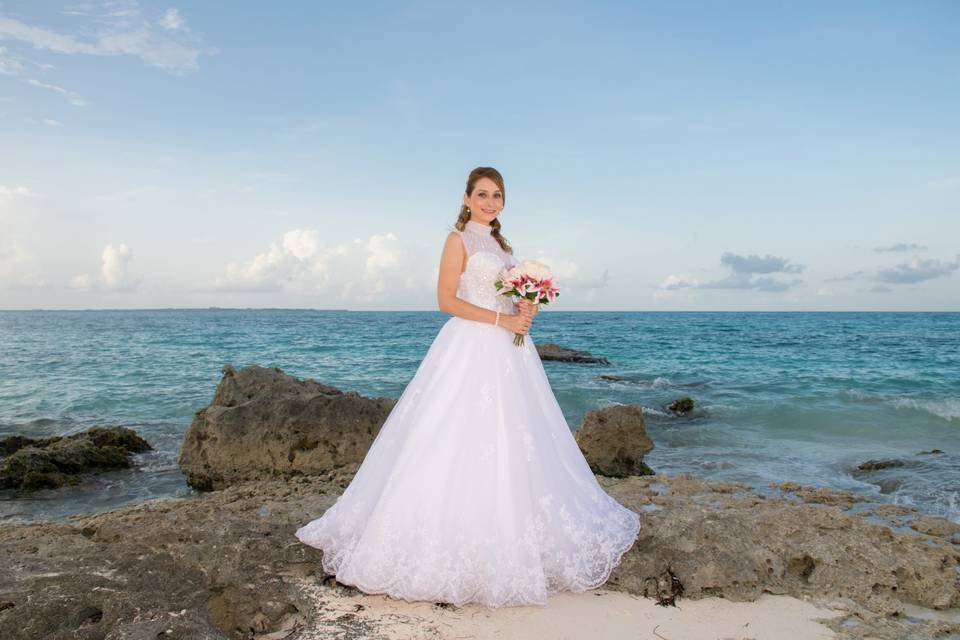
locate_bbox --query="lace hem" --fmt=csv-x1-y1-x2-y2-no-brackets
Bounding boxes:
295,496,641,610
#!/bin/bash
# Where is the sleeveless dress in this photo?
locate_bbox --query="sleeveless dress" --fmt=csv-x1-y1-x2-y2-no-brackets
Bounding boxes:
294,219,640,609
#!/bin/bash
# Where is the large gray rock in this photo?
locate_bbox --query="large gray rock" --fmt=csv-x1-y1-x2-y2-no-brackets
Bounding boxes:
177,365,396,491
575,405,654,477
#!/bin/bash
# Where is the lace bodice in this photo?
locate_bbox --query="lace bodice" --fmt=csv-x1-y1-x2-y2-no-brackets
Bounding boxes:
451,220,519,315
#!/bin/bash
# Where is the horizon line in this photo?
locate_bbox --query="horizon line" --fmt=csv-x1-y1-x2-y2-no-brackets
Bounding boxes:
1,308,959,314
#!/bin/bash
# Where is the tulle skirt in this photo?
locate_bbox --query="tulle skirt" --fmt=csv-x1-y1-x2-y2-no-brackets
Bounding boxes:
295,315,641,609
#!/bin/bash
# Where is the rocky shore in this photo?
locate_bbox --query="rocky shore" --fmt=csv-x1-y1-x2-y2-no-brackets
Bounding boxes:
1,364,958,639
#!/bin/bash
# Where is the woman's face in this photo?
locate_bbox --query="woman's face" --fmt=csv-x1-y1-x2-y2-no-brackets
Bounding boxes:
462,176,504,225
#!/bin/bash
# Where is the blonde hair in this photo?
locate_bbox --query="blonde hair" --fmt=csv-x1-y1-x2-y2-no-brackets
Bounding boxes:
454,166,513,254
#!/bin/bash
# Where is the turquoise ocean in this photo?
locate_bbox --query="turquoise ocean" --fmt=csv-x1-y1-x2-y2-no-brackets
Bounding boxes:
1,310,958,524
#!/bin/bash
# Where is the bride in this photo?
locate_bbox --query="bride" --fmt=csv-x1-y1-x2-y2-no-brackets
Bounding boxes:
295,167,641,609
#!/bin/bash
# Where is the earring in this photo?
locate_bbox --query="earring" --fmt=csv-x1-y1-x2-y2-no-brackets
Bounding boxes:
466,206,471,214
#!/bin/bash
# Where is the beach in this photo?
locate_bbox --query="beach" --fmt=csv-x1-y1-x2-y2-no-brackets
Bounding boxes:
1,311,959,638
294,585,847,639
5,0,959,635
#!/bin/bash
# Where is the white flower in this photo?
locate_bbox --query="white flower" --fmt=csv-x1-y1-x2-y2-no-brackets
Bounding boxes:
518,259,552,281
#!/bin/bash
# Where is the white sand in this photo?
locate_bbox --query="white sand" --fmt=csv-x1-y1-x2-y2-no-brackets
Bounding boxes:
294,581,847,640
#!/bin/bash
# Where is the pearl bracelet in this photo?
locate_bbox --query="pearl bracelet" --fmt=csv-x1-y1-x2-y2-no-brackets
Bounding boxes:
494,311,500,326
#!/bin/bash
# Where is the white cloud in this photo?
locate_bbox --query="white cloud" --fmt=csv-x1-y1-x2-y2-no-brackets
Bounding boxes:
0,46,24,75
0,16,105,55
215,229,323,292
864,284,894,294
824,270,866,282
365,233,402,293
658,274,700,290
529,252,579,282
160,8,185,31
42,118,63,127
529,250,610,288
0,185,36,201
576,268,610,289
719,251,804,275
0,242,46,289
0,10,213,73
212,230,428,305
0,185,45,289
69,273,93,290
874,243,927,253
71,243,139,292
664,251,805,292
876,255,960,285
700,272,803,292
101,243,134,289
26,78,87,107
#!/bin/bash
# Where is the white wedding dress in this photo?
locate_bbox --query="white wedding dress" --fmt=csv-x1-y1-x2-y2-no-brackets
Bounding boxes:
295,219,640,609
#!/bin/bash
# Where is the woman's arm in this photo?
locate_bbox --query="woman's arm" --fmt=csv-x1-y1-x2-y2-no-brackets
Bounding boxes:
436,232,500,323
436,233,531,333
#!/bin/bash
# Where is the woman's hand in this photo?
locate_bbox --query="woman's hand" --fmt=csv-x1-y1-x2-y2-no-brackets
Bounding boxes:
501,310,532,335
516,299,539,317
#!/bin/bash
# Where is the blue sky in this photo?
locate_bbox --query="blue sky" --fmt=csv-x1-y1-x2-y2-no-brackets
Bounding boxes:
1,0,957,310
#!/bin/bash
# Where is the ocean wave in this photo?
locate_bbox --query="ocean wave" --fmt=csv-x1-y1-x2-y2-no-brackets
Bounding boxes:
594,399,719,419
700,403,737,414
599,376,673,389
134,459,181,473
640,405,672,418
594,399,673,418
696,459,735,470
891,398,960,422
839,389,959,423
839,388,874,401
594,399,625,410
597,375,714,392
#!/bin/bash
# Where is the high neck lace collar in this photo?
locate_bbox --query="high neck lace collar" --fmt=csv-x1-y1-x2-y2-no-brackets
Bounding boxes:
464,220,492,235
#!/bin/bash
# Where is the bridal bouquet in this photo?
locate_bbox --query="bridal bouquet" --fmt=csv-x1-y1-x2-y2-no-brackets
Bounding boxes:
494,260,560,346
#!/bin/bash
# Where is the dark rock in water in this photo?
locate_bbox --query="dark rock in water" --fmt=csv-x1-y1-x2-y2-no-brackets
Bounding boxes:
535,342,610,364
575,405,654,477
874,477,904,494
667,396,694,415
0,427,151,491
1,435,58,457
856,459,905,471
178,364,396,491
599,374,625,381
917,449,944,455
